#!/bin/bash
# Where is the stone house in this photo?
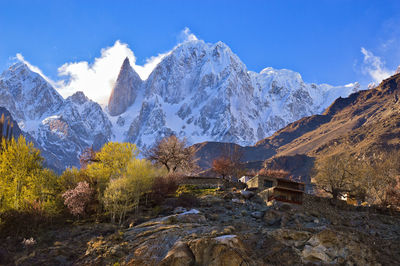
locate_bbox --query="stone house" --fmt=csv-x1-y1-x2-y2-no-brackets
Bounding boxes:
247,175,305,204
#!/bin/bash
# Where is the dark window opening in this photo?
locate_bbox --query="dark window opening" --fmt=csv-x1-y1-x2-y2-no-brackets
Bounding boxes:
264,180,273,188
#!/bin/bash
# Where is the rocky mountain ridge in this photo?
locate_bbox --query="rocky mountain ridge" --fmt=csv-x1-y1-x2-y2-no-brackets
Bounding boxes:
0,40,359,171
0,63,112,170
110,40,359,149
195,71,400,185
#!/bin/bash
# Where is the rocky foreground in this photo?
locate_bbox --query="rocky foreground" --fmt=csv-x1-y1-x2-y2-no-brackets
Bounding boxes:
3,191,400,265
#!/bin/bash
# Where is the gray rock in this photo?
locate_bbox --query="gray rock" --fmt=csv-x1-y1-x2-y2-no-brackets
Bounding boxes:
108,57,142,116
264,210,282,226
232,198,242,204
240,190,255,199
250,211,264,219
173,207,188,214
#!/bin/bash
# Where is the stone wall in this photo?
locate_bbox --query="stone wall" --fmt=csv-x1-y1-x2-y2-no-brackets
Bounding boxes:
180,177,227,188
180,177,246,189
246,176,259,189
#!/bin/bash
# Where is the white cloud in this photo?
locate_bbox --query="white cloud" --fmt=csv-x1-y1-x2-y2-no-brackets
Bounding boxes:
57,28,198,105
14,28,199,106
57,40,170,105
179,27,198,42
360,47,395,84
133,52,170,80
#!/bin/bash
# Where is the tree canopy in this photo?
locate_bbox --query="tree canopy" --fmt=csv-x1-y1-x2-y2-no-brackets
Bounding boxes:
146,135,198,174
312,153,356,200
0,136,59,213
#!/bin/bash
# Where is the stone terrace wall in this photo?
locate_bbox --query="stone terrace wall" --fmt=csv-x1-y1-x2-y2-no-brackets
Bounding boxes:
180,177,227,188
180,177,246,189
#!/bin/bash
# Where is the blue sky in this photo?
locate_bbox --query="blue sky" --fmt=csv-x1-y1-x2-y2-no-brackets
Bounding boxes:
1,0,400,101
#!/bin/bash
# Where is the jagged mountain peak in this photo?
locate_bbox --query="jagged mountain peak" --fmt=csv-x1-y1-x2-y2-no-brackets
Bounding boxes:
108,57,142,116
119,57,140,79
0,39,361,172
5,61,30,73
122,56,131,67
0,61,114,172
117,40,358,148
259,67,303,81
166,39,241,67
2,61,42,83
67,91,89,105
0,61,64,121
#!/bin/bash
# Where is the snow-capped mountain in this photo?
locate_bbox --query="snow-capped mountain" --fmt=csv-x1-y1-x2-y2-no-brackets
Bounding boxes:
111,40,359,149
0,62,64,121
0,63,112,170
0,39,359,171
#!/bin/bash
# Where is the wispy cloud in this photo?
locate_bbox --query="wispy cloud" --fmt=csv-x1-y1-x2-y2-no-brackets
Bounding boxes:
57,41,135,104
15,53,63,89
56,40,171,105
179,27,198,42
56,28,197,105
360,47,395,84
133,52,170,80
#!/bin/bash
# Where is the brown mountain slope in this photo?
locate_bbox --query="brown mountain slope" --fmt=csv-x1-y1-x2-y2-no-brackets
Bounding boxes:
193,141,273,169
266,72,400,158
195,72,400,175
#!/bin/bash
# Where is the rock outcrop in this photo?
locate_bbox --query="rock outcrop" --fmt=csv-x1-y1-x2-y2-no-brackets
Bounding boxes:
108,57,142,116
4,190,400,265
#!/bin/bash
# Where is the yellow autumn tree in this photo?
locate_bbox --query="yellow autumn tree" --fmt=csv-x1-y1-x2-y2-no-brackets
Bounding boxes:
86,142,139,204
0,136,60,213
103,159,164,224
59,167,96,192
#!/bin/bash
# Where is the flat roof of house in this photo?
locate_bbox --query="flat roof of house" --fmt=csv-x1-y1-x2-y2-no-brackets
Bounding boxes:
251,175,305,185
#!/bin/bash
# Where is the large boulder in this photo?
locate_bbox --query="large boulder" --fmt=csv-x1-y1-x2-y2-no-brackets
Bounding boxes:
301,229,376,264
266,229,312,247
188,235,254,266
240,190,255,199
263,209,282,226
160,241,195,266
